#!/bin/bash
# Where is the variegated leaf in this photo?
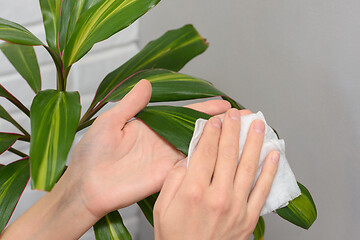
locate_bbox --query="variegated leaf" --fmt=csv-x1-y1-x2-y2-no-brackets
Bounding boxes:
276,182,317,229
89,24,208,111
94,210,132,240
0,43,41,93
63,0,161,67
0,159,30,232
39,0,62,51
0,105,29,135
59,0,102,52
0,18,43,46
30,90,81,191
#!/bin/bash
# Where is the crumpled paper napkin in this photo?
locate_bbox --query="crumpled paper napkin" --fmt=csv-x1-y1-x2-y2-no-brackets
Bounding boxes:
187,111,301,215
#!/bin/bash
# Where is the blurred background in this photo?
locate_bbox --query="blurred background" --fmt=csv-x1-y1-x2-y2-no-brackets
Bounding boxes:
1,0,359,239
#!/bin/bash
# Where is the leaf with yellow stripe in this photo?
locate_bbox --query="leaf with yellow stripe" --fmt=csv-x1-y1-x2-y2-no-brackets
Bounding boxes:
30,90,81,191
0,158,30,232
136,106,211,155
94,210,132,240
88,24,208,112
0,43,41,93
59,0,102,52
63,0,161,67
0,18,43,46
39,0,62,51
253,217,265,240
98,69,227,107
276,182,317,229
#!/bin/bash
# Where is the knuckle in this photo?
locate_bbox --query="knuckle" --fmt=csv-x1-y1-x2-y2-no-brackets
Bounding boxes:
221,145,238,160
184,184,204,203
207,193,231,214
242,162,258,176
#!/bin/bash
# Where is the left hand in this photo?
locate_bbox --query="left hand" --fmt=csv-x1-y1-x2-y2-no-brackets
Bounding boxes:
62,79,231,219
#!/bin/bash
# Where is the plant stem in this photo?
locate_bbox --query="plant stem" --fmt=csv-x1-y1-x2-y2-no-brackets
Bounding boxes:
8,147,28,158
44,46,66,91
77,118,95,132
19,135,30,142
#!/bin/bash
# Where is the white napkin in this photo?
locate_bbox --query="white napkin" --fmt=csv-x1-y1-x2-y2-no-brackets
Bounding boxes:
187,111,301,215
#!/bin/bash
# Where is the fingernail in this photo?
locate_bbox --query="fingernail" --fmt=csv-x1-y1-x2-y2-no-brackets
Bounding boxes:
229,109,240,120
211,117,222,128
272,151,280,164
254,120,265,133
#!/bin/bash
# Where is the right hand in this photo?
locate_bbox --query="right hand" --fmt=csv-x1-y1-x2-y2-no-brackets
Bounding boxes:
153,109,280,240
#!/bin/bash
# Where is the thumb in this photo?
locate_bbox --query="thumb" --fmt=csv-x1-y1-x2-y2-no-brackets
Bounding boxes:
108,79,152,128
154,159,187,212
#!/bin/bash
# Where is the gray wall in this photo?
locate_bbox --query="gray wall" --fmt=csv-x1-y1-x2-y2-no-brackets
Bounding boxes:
139,0,360,239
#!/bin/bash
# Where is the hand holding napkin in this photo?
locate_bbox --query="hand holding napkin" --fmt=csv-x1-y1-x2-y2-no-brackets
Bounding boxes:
187,111,301,215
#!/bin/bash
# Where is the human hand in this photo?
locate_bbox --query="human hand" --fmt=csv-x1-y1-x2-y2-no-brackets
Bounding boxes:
153,109,280,240
62,79,231,219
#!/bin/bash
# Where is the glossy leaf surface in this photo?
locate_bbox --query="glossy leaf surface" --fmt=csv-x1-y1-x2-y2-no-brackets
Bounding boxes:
59,0,102,52
90,25,208,109
94,210,132,240
0,105,28,135
99,69,227,107
0,18,42,45
137,193,158,226
39,0,62,51
0,43,41,93
0,159,30,232
0,133,22,155
63,0,161,67
253,217,265,240
276,182,317,229
136,106,210,155
30,90,81,191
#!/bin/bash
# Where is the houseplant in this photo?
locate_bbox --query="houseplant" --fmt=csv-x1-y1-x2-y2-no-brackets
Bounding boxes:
0,0,317,239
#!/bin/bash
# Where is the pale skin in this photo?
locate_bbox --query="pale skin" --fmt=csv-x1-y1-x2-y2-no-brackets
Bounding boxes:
1,79,279,240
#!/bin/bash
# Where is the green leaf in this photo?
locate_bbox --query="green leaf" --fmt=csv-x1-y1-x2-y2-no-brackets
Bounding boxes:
0,85,30,117
94,210,132,240
0,132,23,155
90,25,208,109
30,90,81,191
253,217,265,240
97,69,227,108
39,0,62,51
0,105,29,136
276,182,317,229
137,193,159,227
0,43,41,93
63,0,161,67
59,0,102,52
0,18,43,46
136,106,210,155
0,159,30,232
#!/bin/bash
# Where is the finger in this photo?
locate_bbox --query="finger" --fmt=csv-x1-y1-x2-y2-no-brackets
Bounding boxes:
213,109,252,121
247,151,279,220
155,159,187,211
185,100,231,116
240,109,252,116
234,119,265,200
106,79,152,128
186,117,222,186
212,109,241,188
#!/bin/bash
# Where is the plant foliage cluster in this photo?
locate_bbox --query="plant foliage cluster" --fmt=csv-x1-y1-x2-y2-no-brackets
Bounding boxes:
0,0,316,239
